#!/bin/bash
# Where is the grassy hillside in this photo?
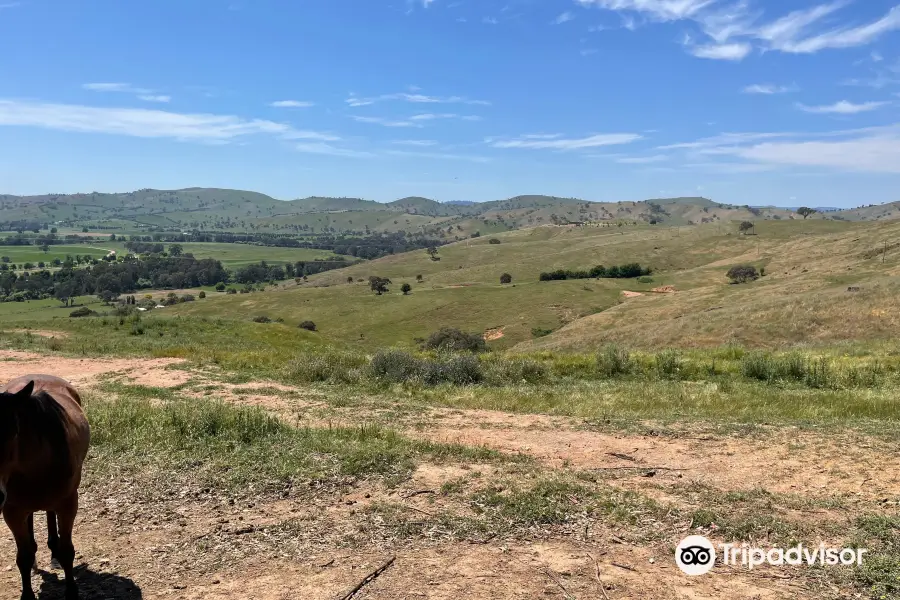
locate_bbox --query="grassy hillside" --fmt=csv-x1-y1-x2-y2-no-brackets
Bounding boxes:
132,218,900,351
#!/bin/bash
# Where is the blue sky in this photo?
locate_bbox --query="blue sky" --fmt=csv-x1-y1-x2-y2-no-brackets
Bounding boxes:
1,0,899,206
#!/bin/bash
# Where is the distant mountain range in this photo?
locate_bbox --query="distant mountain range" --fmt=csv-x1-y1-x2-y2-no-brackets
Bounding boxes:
1,189,897,237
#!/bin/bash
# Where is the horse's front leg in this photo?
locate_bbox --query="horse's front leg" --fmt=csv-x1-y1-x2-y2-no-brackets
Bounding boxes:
55,493,80,600
2,506,37,600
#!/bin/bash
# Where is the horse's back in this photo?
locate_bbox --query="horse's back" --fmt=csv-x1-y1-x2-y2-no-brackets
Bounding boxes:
2,374,90,462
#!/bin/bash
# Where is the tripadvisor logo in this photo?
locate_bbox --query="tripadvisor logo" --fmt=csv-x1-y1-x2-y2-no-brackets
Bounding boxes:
676,536,867,575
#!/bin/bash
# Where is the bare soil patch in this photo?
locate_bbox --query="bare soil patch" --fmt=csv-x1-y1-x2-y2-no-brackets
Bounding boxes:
0,351,187,389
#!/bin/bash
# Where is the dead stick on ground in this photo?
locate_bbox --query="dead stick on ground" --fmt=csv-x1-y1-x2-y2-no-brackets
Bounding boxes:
593,466,686,472
401,489,436,499
588,554,610,600
611,562,637,572
337,556,396,600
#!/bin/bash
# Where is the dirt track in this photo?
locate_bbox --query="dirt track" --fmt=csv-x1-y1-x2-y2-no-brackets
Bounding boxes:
0,352,887,599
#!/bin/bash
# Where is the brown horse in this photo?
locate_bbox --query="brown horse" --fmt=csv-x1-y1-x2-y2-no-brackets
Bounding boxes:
0,375,90,600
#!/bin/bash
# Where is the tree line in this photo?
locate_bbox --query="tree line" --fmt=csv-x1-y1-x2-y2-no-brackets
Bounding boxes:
539,263,652,281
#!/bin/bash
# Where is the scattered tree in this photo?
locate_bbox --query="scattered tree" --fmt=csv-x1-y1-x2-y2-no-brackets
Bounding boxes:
500,273,512,284
739,221,755,235
401,283,412,295
168,243,184,257
347,276,354,284
215,281,226,292
299,320,317,331
416,274,423,282
198,290,206,299
797,207,816,219
727,265,760,284
488,238,501,245
369,276,391,295
426,246,439,261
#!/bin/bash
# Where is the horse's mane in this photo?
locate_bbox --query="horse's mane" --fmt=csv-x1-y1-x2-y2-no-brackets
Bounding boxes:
13,390,73,475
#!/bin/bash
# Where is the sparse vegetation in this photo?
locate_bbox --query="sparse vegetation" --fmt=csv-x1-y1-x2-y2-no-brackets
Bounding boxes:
424,327,487,353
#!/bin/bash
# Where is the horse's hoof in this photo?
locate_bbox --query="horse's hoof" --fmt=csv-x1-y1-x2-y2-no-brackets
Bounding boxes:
20,593,37,600
50,557,62,570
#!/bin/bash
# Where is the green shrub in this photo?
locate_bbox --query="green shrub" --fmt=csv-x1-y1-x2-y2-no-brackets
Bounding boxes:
597,344,631,377
215,282,226,292
370,350,425,383
198,291,206,299
252,316,272,323
531,327,553,338
483,356,548,385
422,354,483,386
424,327,487,353
500,273,512,284
284,352,365,384
655,349,682,380
69,307,96,318
637,276,654,284
299,320,317,331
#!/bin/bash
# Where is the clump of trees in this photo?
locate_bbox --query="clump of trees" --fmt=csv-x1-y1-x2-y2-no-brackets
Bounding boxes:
539,263,651,281
727,265,760,284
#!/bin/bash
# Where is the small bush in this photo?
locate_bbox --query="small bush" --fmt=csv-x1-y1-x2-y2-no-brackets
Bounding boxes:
215,282,226,292
655,349,682,380
424,327,487,353
488,238,501,245
637,276,654,284
198,291,206,299
500,273,512,284
180,294,195,303
252,316,273,323
531,327,553,338
401,283,412,295
597,344,631,377
226,288,237,295
727,265,759,284
284,351,365,384
69,307,96,318
422,354,483,386
299,320,317,331
483,356,548,385
370,349,425,383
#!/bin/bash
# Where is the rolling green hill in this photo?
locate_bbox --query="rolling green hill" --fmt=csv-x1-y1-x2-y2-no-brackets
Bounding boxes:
144,217,900,351
1,188,894,241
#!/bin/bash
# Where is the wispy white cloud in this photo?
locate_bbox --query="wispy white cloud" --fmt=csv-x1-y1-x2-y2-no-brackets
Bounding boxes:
482,16,498,24
270,100,314,108
351,115,423,128
658,124,900,174
575,0,715,22
490,132,642,149
688,42,751,60
796,100,889,114
386,149,491,163
576,1,900,58
742,83,796,94
391,139,439,146
84,82,152,94
553,11,574,24
0,99,336,143
347,92,490,108
616,154,669,163
138,95,171,103
410,113,482,121
84,82,174,103
581,48,599,56
294,143,373,158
